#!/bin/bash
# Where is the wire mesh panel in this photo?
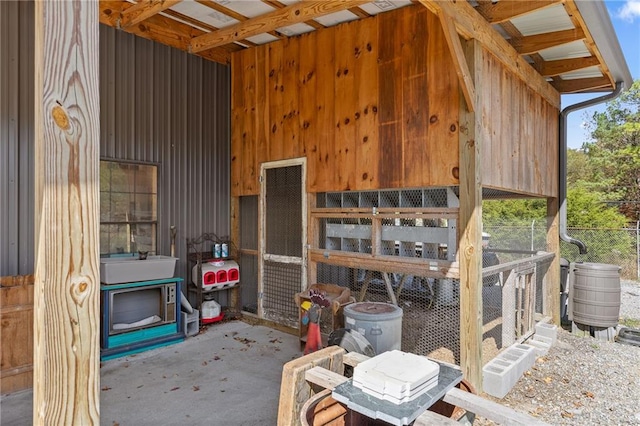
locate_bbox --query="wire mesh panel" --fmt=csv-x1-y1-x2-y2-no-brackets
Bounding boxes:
261,163,303,327
263,260,301,328
315,267,462,364
266,166,302,257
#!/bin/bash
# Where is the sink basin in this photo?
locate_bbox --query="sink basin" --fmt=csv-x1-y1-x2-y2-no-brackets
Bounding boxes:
100,255,178,284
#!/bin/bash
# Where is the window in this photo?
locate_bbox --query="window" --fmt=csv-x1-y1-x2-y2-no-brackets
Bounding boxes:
100,160,158,256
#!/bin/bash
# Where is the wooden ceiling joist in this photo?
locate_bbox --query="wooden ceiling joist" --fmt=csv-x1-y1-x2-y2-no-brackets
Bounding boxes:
196,0,283,40
190,0,368,53
511,27,586,55
99,1,237,64
552,76,611,93
119,0,183,29
418,0,560,108
261,0,326,30
474,0,560,24
538,56,600,77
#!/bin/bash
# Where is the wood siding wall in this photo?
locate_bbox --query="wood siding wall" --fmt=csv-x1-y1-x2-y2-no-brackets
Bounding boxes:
480,49,559,197
0,275,34,394
231,5,460,196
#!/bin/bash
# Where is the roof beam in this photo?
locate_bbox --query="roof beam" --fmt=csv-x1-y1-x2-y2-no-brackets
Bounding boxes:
438,8,476,112
99,1,238,64
511,27,585,55
552,76,611,93
474,0,560,24
417,0,560,108
119,0,183,29
538,56,600,77
261,0,325,30
196,0,283,40
190,0,368,53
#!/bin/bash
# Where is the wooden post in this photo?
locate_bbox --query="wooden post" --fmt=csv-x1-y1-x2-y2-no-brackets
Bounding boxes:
458,38,483,390
307,193,318,286
546,197,560,324
230,196,240,315
33,1,100,424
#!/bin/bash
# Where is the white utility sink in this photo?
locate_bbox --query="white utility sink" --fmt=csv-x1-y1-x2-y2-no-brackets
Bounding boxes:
100,255,178,284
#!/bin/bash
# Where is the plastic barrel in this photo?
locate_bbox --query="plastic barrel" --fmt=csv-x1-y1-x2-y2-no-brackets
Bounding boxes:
343,302,402,355
571,263,621,328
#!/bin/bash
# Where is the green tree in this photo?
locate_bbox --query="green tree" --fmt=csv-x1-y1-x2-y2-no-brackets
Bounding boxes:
583,79,640,220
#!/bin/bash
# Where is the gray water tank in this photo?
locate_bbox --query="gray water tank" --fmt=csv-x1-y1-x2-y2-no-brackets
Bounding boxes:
571,262,621,328
343,302,403,355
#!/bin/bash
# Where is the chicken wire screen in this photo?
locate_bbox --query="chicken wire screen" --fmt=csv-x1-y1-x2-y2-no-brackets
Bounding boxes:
316,263,461,364
266,166,302,257
263,260,301,328
312,187,462,363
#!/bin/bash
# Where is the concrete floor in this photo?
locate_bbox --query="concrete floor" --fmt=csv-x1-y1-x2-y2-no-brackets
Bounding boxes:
0,320,301,426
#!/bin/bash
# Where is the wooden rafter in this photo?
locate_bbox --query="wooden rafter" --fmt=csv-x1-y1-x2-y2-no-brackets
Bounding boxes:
538,56,600,77
511,27,586,55
474,0,560,24
563,0,614,90
99,1,238,64
552,76,611,93
196,0,283,40
417,0,560,108
190,0,368,53
348,6,371,18
119,0,182,29
437,8,476,112
262,0,325,30
161,8,258,47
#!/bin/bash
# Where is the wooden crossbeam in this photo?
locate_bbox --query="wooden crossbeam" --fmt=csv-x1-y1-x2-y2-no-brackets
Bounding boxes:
196,0,283,40
119,0,182,29
190,0,368,53
262,0,325,30
552,76,611,93
474,0,560,24
511,27,585,55
538,56,600,77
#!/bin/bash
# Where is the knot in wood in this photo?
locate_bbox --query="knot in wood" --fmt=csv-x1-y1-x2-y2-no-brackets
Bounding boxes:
52,105,70,130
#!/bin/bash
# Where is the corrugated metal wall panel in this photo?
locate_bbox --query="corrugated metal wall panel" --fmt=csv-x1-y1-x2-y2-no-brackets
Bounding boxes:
100,27,231,290
0,1,34,276
1,11,231,292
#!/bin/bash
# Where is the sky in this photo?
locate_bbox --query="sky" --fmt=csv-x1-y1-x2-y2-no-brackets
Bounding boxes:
564,0,640,149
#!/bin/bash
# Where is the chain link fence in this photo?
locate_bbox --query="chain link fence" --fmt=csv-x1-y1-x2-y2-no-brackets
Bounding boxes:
484,220,640,280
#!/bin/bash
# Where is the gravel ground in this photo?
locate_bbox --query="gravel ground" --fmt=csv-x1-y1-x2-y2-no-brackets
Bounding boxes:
475,280,640,425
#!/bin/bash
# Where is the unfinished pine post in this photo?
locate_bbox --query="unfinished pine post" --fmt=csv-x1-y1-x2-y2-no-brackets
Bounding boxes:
307,192,318,286
230,196,240,315
458,38,483,390
546,197,560,324
33,1,100,424
502,270,516,347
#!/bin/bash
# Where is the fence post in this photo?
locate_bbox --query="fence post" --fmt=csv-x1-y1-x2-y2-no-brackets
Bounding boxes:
636,220,640,281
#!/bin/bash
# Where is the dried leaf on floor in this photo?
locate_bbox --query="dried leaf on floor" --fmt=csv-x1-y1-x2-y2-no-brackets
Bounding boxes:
202,361,208,366
543,377,553,384
170,387,180,391
561,411,574,418
583,391,595,398
193,386,200,391
101,386,112,391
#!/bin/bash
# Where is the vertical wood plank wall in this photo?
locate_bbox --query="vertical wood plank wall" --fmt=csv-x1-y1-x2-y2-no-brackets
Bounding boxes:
0,275,34,394
231,5,461,196
479,49,559,197
231,5,558,198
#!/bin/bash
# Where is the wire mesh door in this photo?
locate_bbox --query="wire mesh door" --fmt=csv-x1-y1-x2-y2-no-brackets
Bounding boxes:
259,159,306,328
